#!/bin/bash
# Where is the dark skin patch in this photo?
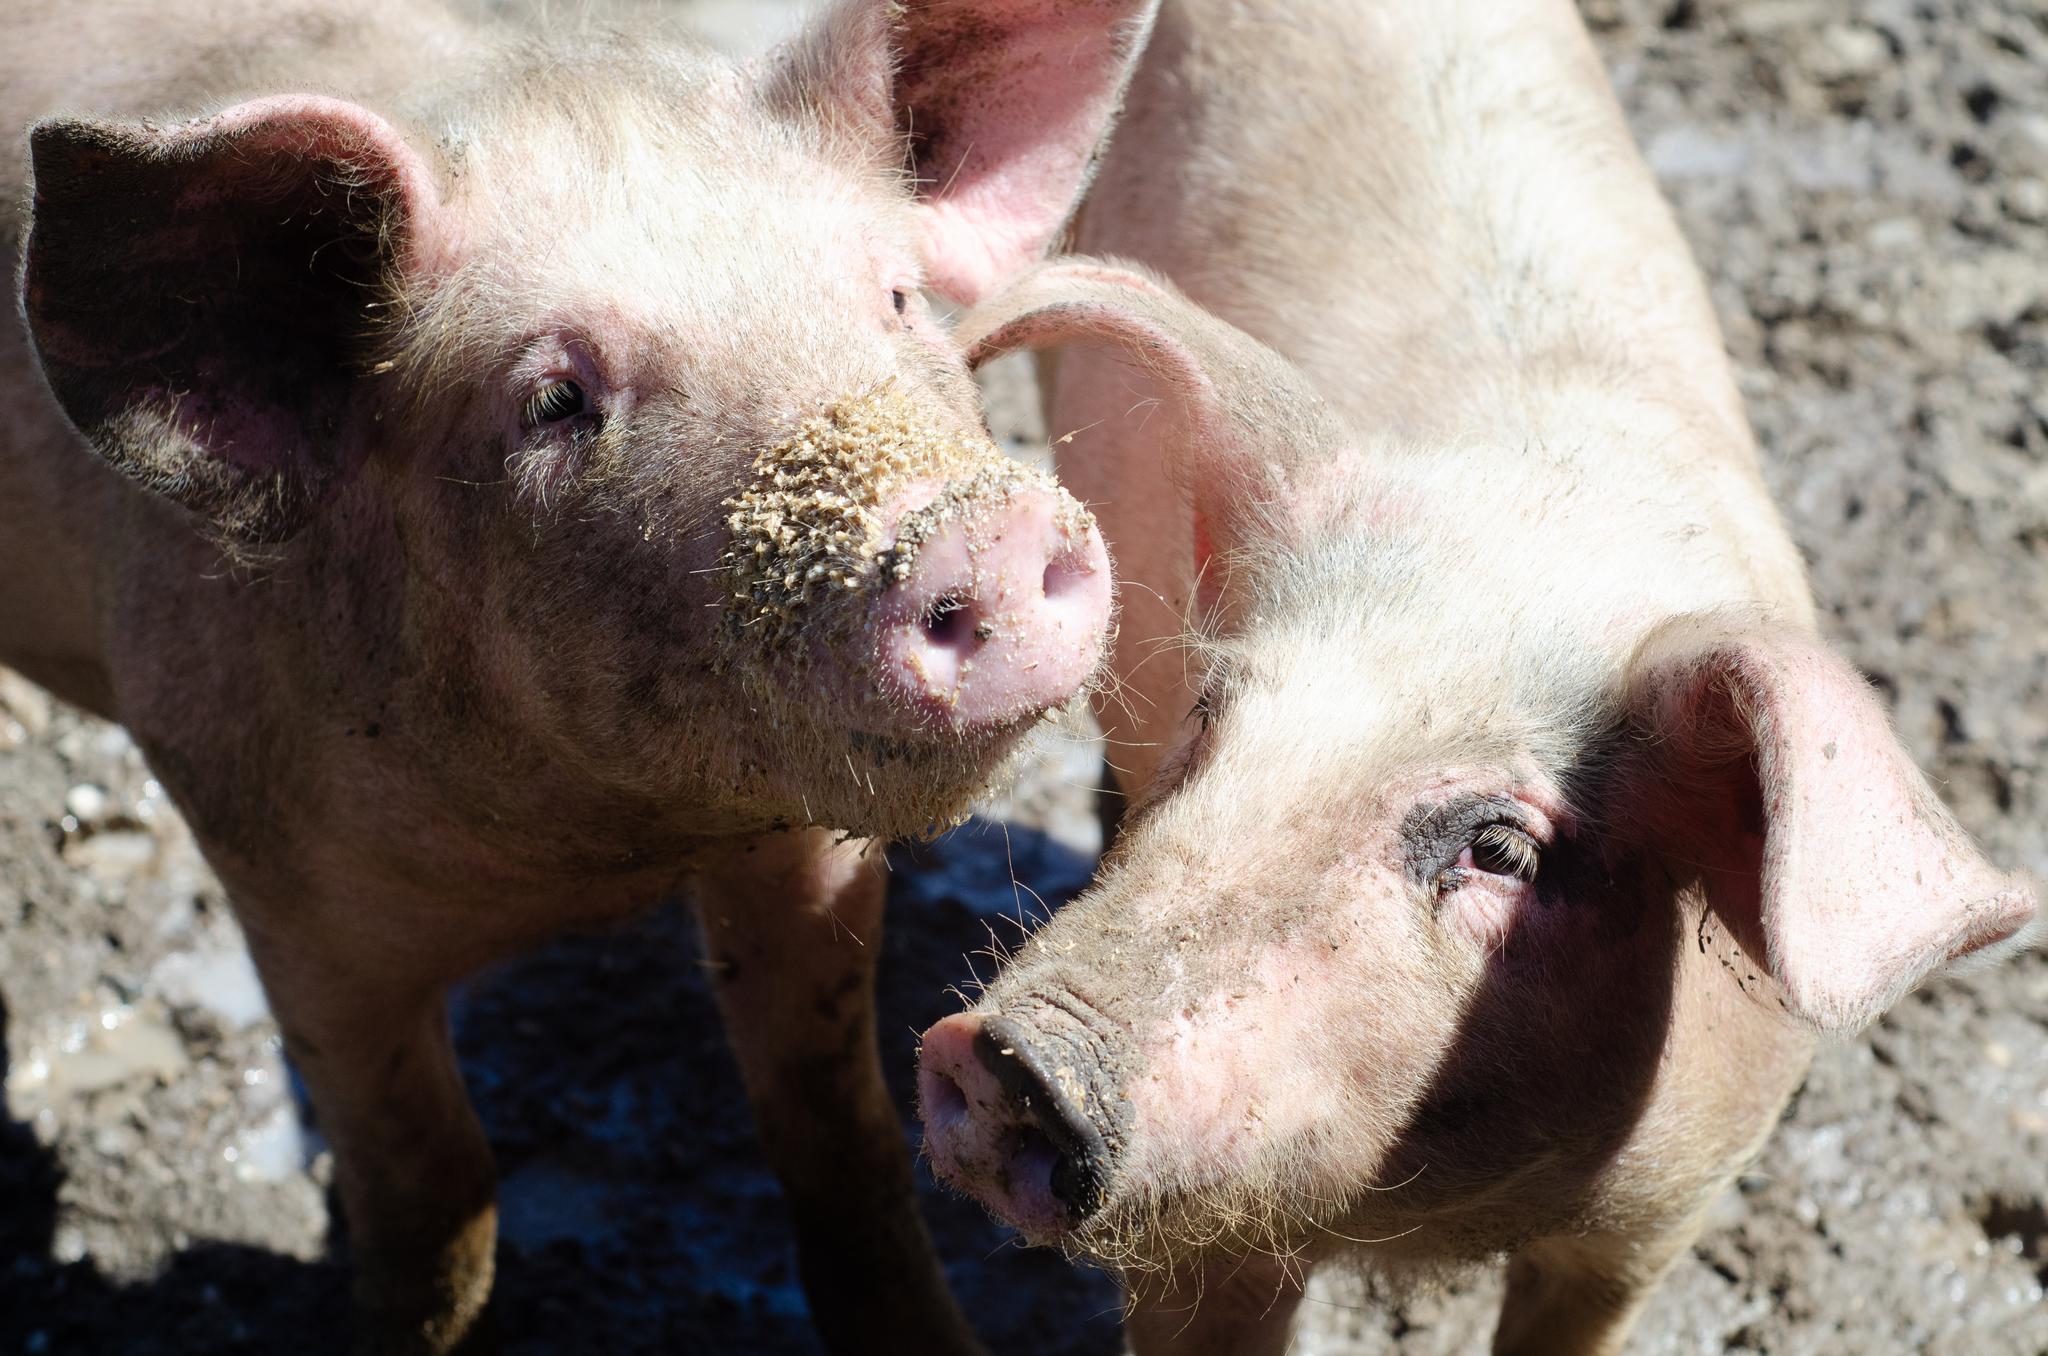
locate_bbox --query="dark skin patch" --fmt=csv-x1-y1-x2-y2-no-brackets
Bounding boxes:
810,969,865,1023
1400,792,1540,889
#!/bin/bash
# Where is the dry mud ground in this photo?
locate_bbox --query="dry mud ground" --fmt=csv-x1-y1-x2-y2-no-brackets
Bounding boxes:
4,0,2048,1352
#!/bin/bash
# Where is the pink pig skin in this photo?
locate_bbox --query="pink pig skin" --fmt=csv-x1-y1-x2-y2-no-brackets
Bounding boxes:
0,0,1157,1351
915,2,2040,1353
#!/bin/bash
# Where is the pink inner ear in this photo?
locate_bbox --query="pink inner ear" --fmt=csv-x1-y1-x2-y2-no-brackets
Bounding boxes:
913,44,1105,303
1651,632,2037,1031
959,258,1349,601
23,94,448,539
901,2,1154,302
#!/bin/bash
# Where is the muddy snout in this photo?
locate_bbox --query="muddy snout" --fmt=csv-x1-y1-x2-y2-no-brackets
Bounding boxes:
918,1011,1126,1241
721,390,1111,737
870,484,1110,731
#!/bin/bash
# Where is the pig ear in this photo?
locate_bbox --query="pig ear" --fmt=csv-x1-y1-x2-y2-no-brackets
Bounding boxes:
958,258,1342,591
1625,617,2039,1032
960,259,1342,612
19,96,442,545
767,0,1160,303
959,258,1340,482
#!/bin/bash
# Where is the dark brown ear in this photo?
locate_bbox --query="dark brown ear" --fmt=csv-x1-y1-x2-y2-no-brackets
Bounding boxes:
1625,616,2039,1031
765,0,1159,303
19,95,442,544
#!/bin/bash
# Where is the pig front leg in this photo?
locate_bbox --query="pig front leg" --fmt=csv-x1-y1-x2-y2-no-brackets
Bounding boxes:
1493,1225,1697,1356
1124,1258,1304,1356
238,909,499,1355
694,831,984,1356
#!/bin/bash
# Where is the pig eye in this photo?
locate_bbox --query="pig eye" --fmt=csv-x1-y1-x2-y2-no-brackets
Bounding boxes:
1464,823,1541,884
892,288,910,316
1407,795,1549,900
523,379,590,428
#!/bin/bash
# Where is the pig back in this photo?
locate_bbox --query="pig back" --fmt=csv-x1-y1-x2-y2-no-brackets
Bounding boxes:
1052,0,1815,778
1071,0,1751,455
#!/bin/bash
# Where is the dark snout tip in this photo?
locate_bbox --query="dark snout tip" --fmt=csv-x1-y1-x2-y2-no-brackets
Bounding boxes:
976,1015,1113,1220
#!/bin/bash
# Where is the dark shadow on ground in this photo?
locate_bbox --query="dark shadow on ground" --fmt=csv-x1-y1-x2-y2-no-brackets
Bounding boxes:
0,989,352,1355
0,819,1125,1355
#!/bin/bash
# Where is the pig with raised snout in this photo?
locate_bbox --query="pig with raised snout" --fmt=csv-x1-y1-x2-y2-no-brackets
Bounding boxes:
916,1,2042,1351
0,0,1154,1350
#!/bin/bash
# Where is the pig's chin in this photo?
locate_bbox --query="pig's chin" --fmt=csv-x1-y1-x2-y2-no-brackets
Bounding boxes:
1057,1165,1340,1283
749,692,1060,842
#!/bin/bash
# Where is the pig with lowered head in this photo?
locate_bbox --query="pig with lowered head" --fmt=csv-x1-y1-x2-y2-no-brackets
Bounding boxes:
0,0,1153,1350
917,1,2041,1352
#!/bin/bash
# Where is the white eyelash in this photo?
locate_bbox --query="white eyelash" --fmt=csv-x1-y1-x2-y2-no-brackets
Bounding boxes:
1472,822,1540,882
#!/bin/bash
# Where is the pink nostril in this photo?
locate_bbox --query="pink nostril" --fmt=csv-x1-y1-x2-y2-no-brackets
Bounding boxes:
1041,540,1095,602
1004,1126,1060,1202
923,1067,968,1128
921,594,981,651
867,487,1112,733
919,1011,1114,1243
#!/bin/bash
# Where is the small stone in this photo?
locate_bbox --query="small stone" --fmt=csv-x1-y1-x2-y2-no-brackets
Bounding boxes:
1731,1,1829,38
62,830,159,879
1808,23,1889,82
1865,217,1922,254
51,1226,88,1265
64,783,111,825
1997,113,2048,177
0,667,53,735
2003,177,2048,223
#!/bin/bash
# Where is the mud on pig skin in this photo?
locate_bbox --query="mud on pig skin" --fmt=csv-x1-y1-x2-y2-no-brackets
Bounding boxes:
0,0,1151,1351
916,2,2041,1352
723,387,1110,740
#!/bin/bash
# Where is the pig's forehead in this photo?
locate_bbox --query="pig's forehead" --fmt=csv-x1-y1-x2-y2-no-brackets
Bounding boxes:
425,53,919,288
1181,561,1623,820
454,127,910,272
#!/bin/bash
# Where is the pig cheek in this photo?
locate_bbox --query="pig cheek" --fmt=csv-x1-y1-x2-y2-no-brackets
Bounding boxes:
1123,941,1388,1180
1444,877,1537,951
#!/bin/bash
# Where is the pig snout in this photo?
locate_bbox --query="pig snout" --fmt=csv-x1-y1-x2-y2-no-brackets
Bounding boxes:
918,1011,1121,1240
721,389,1112,739
869,487,1111,733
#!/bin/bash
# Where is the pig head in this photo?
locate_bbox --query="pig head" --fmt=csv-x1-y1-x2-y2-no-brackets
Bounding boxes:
919,264,2038,1324
12,1,1151,866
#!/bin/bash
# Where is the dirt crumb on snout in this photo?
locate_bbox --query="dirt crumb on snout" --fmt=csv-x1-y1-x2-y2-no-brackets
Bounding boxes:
718,386,1074,669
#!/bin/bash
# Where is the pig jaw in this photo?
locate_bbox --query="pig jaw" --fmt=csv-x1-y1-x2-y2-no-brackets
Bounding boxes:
922,853,1440,1271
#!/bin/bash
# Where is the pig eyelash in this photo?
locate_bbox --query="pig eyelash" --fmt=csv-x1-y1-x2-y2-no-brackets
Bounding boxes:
1469,822,1541,883
1410,797,1546,900
522,379,591,429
